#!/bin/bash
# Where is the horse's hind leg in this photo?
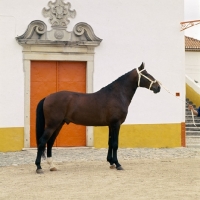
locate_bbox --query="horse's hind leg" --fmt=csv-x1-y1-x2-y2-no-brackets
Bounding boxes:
47,123,64,171
35,127,55,174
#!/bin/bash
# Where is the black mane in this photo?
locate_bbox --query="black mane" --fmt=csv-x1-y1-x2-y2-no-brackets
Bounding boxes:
99,70,133,91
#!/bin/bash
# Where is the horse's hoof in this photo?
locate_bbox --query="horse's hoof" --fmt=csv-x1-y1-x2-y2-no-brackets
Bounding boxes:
110,164,116,169
116,166,124,170
50,167,57,171
36,169,44,174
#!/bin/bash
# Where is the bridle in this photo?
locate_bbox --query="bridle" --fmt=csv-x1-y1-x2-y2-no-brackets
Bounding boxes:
136,67,157,89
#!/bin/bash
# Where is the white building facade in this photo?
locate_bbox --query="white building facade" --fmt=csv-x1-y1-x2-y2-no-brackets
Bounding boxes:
0,0,185,151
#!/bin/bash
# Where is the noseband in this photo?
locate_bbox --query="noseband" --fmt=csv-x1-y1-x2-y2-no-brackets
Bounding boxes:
136,67,157,89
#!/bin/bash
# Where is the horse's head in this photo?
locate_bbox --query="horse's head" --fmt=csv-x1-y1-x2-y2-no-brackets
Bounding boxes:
136,62,160,93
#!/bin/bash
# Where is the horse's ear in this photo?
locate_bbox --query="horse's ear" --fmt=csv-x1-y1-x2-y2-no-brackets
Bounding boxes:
139,62,145,70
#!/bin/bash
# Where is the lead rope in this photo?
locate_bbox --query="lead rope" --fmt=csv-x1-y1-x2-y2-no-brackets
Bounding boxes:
158,81,197,127
136,67,197,127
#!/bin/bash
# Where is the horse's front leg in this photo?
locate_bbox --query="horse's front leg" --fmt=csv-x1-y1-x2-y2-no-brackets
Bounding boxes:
107,126,115,168
112,123,123,170
107,123,123,170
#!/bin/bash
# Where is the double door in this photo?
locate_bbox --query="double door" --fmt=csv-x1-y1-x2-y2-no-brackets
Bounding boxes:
30,61,86,147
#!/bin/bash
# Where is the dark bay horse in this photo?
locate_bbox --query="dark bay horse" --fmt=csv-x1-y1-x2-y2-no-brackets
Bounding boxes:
35,62,160,173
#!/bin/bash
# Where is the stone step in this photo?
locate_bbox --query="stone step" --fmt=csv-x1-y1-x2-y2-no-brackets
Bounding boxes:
186,131,200,136
185,116,195,119
186,136,200,147
186,123,200,127
186,104,195,107
185,119,199,122
186,124,200,129
185,111,194,115
183,98,200,147
185,119,200,123
186,144,200,148
185,113,198,117
186,129,200,132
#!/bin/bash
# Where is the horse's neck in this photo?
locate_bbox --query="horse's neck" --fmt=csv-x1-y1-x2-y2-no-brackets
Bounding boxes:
112,76,138,105
99,70,138,104
122,83,137,105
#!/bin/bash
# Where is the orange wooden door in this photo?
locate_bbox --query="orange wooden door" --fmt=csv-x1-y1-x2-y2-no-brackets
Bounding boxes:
30,61,86,147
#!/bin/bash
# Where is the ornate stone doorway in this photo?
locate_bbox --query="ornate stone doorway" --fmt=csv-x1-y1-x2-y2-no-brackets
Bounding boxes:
16,0,102,148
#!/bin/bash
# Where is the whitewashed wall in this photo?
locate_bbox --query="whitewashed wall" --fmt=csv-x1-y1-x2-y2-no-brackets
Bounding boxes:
185,51,200,85
0,0,184,127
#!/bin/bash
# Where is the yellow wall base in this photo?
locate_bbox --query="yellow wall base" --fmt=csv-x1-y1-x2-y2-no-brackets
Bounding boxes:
0,127,24,152
94,123,184,148
0,123,184,151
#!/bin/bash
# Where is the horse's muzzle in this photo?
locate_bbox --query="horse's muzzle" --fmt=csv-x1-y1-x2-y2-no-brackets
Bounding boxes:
153,85,161,93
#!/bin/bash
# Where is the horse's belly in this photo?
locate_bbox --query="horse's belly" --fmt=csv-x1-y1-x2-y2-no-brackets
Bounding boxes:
68,112,107,126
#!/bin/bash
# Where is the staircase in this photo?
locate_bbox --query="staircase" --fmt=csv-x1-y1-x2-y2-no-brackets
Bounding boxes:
186,98,200,147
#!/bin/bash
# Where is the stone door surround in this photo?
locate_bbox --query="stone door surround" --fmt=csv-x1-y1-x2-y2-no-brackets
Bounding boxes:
16,0,102,148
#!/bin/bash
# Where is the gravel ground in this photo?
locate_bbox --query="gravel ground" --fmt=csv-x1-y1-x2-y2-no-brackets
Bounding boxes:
1,147,200,167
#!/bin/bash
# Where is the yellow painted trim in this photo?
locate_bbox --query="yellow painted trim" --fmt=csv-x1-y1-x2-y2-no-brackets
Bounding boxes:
94,123,182,148
186,83,200,106
0,127,24,152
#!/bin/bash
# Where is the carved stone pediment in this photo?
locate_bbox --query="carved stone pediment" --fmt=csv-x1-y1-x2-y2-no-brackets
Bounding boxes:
42,0,76,28
16,0,102,47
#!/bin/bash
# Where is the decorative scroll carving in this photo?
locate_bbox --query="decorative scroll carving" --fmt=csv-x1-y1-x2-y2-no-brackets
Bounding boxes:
16,1,102,47
16,20,47,39
73,22,102,42
42,0,76,28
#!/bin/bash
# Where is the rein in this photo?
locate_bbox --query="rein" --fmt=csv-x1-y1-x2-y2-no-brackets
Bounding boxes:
136,67,157,89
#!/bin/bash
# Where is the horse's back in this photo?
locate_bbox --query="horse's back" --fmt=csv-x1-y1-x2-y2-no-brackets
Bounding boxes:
43,90,127,126
43,91,107,126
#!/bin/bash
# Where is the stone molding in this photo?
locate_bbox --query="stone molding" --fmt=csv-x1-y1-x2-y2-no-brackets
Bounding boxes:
16,21,102,46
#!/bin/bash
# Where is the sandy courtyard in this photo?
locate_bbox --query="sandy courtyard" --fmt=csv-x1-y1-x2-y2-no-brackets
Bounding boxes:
0,156,200,200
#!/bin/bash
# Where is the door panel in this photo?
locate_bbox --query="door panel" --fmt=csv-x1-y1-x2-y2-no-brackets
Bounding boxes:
30,61,57,147
57,61,86,91
56,61,86,146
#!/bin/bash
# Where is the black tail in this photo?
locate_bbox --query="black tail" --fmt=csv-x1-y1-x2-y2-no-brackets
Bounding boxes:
36,98,46,156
